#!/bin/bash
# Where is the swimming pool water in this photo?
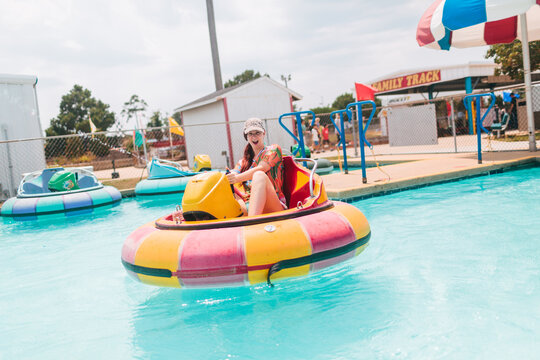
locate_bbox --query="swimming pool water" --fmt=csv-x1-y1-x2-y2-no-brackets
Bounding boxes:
1,166,539,359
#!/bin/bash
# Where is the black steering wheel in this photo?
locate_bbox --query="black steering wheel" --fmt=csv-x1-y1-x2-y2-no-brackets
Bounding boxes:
225,169,236,195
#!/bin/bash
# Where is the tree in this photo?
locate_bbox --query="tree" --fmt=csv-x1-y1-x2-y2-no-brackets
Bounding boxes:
147,110,165,141
224,70,268,88
310,106,334,114
147,111,164,128
171,111,182,125
485,40,540,80
121,95,148,129
332,93,355,110
46,85,115,136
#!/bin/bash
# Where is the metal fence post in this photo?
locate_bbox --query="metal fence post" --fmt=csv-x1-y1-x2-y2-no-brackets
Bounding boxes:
352,107,359,157
2,127,15,198
451,98,457,153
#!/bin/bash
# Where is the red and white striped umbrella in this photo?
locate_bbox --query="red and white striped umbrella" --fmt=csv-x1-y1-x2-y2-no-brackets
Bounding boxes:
416,0,539,151
417,0,540,50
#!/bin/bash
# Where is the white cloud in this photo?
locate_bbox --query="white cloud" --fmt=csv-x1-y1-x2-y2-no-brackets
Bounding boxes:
0,0,490,131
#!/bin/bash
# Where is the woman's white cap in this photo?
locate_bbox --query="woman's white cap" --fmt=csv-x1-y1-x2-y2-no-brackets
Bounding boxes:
243,117,265,134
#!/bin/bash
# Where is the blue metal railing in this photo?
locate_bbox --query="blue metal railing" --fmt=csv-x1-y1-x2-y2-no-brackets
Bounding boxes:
278,110,316,166
463,93,495,164
345,101,376,183
329,109,352,174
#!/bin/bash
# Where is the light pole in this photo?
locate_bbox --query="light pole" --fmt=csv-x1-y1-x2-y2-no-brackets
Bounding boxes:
281,74,291,88
206,0,223,91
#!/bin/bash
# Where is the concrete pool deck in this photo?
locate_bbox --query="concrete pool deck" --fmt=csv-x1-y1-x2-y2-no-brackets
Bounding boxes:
319,151,540,200
110,150,538,200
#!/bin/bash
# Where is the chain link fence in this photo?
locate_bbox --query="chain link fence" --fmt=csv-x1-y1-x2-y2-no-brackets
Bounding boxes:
1,84,539,200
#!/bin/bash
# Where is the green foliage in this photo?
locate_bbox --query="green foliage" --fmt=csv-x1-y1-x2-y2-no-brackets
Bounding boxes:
46,85,115,136
224,70,268,88
309,106,334,114
147,111,164,128
332,93,355,110
121,95,148,128
171,111,182,125
147,111,165,141
485,40,540,80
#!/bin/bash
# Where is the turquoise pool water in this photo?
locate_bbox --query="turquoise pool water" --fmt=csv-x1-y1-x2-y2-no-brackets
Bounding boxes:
1,166,539,359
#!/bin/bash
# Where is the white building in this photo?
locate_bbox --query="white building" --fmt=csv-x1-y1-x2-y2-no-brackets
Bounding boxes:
175,76,302,169
0,74,46,199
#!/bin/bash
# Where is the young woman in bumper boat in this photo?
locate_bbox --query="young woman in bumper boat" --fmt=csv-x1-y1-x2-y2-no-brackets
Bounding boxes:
226,117,286,216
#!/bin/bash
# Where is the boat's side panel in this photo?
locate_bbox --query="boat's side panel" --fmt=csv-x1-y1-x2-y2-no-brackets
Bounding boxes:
329,202,371,256
12,198,38,215
135,177,191,195
244,219,312,284
0,197,16,215
120,202,371,288
101,186,122,203
121,222,158,281
35,195,66,213
136,229,190,288
295,209,357,271
0,187,121,217
330,202,370,239
63,192,93,210
179,227,246,287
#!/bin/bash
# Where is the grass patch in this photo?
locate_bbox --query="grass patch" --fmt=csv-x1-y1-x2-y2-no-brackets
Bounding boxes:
496,132,540,142
101,178,142,190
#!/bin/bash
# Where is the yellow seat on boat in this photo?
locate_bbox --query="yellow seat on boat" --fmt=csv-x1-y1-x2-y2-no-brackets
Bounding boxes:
181,172,243,220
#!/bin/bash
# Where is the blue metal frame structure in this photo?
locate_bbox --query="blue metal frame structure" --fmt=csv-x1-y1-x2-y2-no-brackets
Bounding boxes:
329,109,352,174
463,93,495,164
345,101,376,183
278,110,317,166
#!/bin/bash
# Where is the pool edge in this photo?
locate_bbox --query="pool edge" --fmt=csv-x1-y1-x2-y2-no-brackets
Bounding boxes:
328,156,540,202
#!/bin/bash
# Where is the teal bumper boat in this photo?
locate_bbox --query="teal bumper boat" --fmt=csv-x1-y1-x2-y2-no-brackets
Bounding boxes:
0,167,121,218
135,159,200,196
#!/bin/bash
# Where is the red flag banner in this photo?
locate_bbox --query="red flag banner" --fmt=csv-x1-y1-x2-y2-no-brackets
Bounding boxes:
354,83,377,101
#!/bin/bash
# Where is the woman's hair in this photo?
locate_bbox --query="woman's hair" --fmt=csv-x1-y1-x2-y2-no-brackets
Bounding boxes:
240,142,255,173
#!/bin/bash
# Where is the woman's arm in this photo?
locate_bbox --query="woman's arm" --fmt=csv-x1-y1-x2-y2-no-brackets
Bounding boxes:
227,161,271,184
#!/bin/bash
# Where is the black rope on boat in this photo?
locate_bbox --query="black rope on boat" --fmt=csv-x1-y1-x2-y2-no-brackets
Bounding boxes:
266,231,371,287
121,259,172,278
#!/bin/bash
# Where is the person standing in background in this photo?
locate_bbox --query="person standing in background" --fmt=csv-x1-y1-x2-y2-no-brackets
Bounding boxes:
322,124,330,150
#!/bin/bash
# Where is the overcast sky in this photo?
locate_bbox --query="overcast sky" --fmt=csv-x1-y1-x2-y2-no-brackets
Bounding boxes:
1,0,489,131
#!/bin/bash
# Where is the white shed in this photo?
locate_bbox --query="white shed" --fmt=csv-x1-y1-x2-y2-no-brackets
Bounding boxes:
176,76,302,169
0,74,46,199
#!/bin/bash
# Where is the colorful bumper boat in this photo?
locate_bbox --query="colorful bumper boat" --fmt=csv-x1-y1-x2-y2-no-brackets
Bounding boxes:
0,167,121,218
121,156,370,288
307,158,334,175
135,158,200,196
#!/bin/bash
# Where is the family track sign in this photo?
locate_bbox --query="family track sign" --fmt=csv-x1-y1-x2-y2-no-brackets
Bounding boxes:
371,70,441,93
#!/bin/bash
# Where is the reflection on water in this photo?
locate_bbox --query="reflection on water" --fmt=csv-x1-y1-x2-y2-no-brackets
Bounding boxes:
130,262,394,360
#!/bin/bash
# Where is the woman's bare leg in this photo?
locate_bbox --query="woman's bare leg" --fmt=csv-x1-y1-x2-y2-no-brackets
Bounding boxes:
248,171,283,216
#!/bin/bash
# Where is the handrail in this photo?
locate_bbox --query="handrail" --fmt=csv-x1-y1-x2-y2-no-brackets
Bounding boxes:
152,157,186,171
345,100,377,183
463,93,496,164
278,110,316,161
329,109,352,174
293,158,317,198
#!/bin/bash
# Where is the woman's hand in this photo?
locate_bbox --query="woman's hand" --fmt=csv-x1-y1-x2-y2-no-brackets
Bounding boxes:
226,172,238,184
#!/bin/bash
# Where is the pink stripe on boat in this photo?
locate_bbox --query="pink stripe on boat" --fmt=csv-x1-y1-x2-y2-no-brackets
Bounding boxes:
121,226,158,264
295,211,355,254
179,227,246,287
